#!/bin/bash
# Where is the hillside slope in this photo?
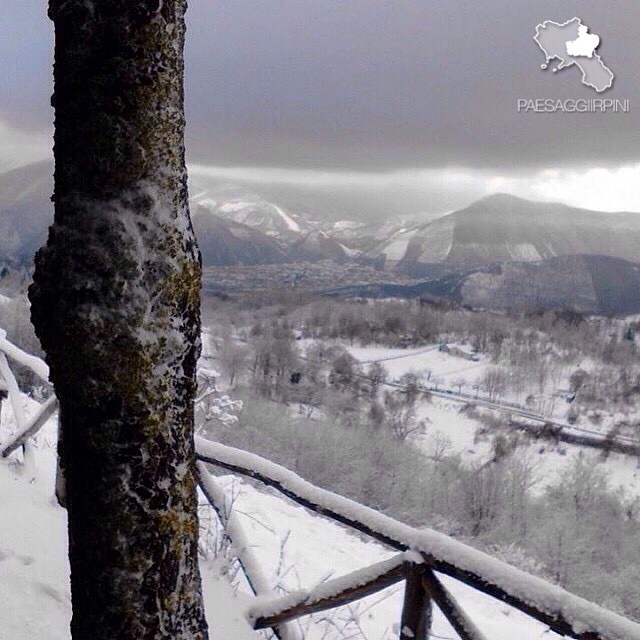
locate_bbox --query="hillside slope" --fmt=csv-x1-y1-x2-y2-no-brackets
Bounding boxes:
371,194,640,273
415,254,640,315
0,162,52,266
0,163,358,267
192,207,288,266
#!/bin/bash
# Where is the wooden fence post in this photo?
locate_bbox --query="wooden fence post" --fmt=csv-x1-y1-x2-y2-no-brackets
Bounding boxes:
400,563,432,640
422,569,489,640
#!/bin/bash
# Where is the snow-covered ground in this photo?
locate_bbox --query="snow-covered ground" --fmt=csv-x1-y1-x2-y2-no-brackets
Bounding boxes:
0,397,70,640
415,399,640,496
0,441,70,639
3,330,639,639
416,396,640,497
343,342,640,496
345,342,615,429
3,386,640,638
0,395,257,640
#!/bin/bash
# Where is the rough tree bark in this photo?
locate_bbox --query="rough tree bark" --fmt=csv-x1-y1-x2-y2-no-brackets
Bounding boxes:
29,1,209,638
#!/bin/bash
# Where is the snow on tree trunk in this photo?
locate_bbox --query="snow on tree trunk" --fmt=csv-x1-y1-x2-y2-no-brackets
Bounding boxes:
30,1,208,638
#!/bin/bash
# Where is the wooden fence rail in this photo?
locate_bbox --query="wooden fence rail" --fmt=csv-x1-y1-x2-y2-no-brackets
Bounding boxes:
1,395,58,458
196,438,640,640
196,461,300,640
248,555,407,630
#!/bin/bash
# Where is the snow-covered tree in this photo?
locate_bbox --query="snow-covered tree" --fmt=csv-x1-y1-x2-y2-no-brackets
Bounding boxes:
29,1,208,637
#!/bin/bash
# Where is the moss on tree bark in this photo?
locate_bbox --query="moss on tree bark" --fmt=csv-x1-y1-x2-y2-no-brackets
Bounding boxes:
30,1,209,638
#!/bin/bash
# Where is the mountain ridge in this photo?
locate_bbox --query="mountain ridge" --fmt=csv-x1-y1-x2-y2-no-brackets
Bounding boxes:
3,162,640,314
369,192,640,275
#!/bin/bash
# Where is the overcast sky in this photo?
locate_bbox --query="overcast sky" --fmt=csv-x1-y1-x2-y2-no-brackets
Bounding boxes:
1,1,639,213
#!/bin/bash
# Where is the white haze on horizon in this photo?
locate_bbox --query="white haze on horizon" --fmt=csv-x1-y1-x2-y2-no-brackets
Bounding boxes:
3,117,640,215
191,163,640,214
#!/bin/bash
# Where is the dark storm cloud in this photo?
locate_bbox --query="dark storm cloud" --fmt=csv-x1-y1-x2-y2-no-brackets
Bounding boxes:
0,2,52,130
3,1,639,172
184,0,640,170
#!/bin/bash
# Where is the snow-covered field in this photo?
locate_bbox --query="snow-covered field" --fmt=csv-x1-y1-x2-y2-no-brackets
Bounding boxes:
346,344,488,387
411,397,640,499
345,342,614,428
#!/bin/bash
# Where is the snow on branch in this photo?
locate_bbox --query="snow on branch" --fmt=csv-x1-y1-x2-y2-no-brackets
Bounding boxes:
195,436,640,640
0,351,36,479
0,351,28,431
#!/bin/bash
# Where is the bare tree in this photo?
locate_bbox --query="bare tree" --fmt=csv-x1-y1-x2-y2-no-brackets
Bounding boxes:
452,377,466,395
383,391,425,441
481,367,508,402
30,2,208,638
220,324,247,387
295,380,324,418
365,361,388,396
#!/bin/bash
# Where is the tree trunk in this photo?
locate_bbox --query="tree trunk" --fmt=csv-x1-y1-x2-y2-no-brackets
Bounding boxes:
30,1,208,638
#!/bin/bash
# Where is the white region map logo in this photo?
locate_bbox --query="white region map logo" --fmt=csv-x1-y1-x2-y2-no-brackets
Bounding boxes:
534,17,614,92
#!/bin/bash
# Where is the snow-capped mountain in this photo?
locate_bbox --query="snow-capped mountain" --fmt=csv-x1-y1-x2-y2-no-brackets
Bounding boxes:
0,163,365,267
4,163,640,313
372,194,640,273
362,194,640,313
189,182,310,239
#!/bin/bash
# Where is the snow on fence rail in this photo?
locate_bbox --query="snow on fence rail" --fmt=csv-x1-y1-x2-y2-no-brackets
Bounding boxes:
196,461,301,640
0,330,50,382
1,334,639,640
1,395,58,458
247,552,409,630
196,436,640,640
0,332,57,462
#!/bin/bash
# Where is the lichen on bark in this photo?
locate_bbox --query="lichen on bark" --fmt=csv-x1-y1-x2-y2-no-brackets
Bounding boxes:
30,1,209,638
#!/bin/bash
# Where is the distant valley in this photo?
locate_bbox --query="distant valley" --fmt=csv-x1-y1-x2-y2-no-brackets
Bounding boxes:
2,162,640,315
